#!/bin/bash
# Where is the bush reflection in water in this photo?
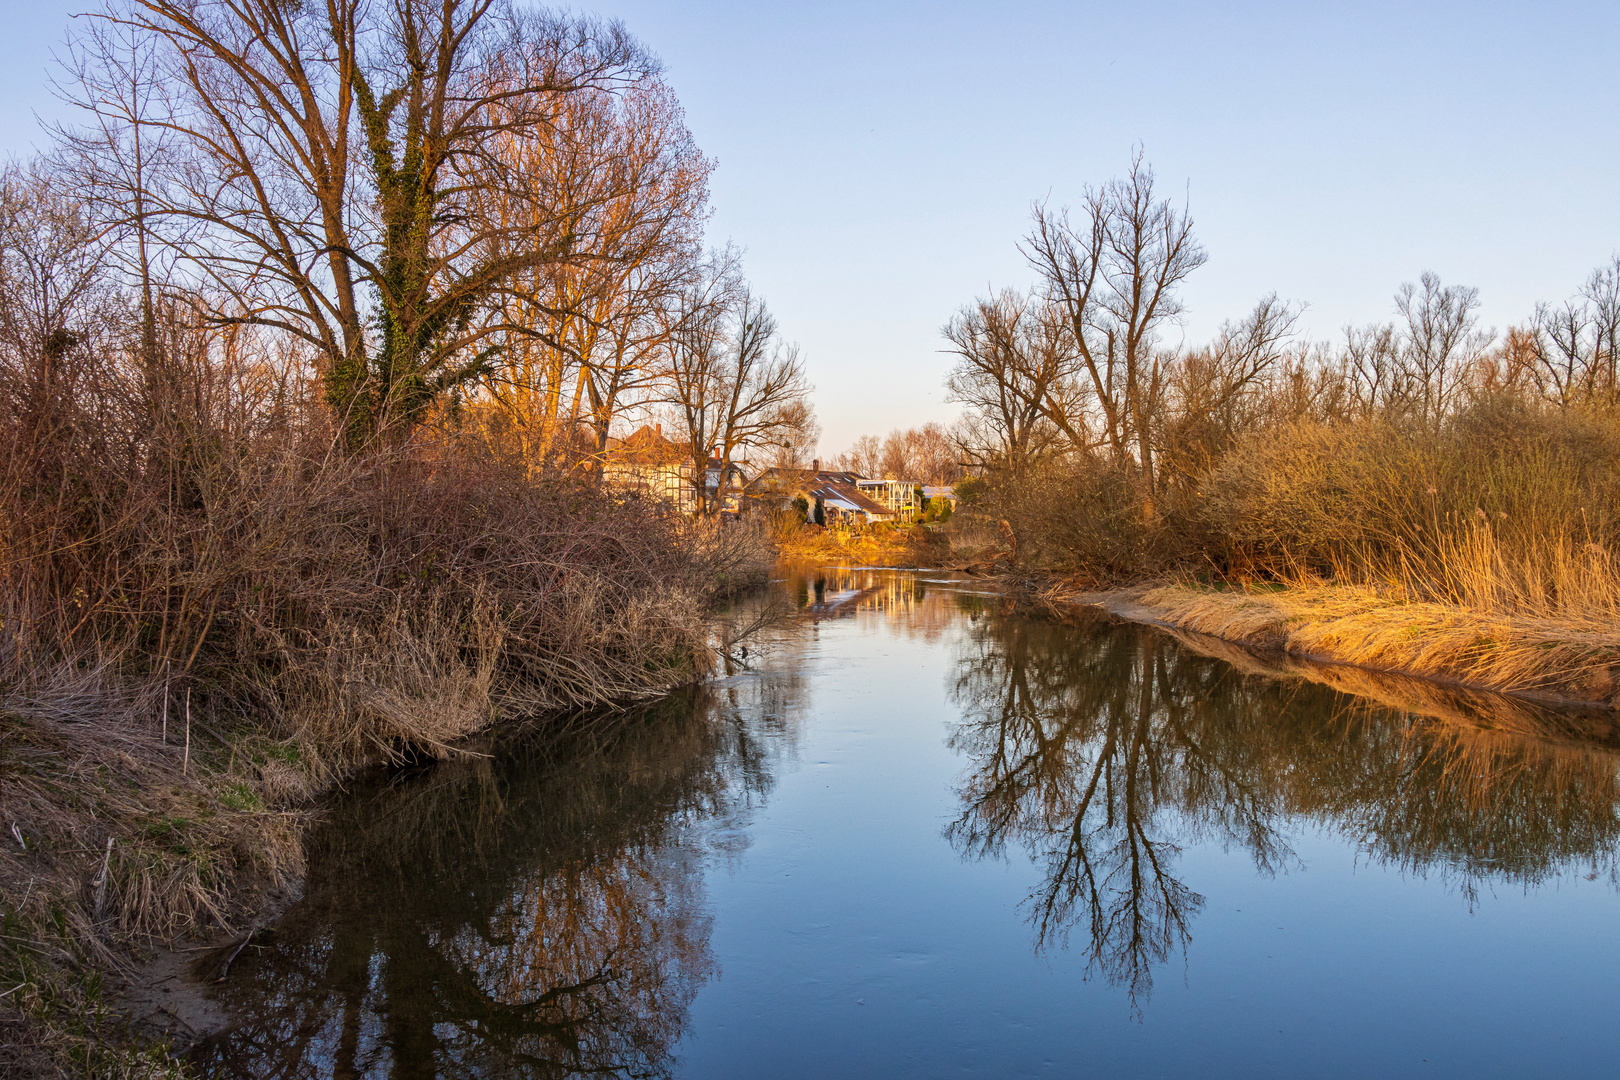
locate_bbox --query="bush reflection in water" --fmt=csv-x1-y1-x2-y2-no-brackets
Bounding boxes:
193,673,804,1079
947,602,1620,1009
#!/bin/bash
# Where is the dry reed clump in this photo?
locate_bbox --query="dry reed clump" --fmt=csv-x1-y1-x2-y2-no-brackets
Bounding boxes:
962,456,1157,581
1196,402,1620,582
1145,410,1620,703
1003,398,1620,708
674,513,778,599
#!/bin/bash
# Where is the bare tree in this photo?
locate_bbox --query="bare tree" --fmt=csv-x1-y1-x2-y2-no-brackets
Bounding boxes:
1526,257,1620,408
662,271,812,514
1394,271,1493,426
1159,294,1304,487
66,0,661,445
756,398,821,470
0,165,117,376
943,288,1073,467
1022,152,1208,516
833,433,882,477
51,15,174,368
0,163,129,491
473,75,711,467
1343,321,1406,417
851,423,964,484
877,431,910,480
907,423,960,485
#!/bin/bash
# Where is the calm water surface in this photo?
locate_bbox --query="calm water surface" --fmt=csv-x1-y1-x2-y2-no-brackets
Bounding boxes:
195,568,1620,1078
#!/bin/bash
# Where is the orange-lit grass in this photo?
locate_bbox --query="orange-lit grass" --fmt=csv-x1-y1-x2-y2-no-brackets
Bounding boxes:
1135,529,1620,707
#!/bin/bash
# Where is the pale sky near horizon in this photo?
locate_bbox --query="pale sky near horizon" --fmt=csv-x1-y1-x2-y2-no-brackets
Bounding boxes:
3,1,1616,454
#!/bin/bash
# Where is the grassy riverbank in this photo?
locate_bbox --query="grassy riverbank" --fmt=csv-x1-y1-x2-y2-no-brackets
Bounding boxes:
1,493,767,1074
951,393,1620,708
1044,579,1620,709
0,376,771,1073
775,521,953,568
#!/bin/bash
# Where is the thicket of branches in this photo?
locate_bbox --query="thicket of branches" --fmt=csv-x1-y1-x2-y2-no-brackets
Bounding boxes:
832,422,961,485
947,152,1620,610
57,0,812,492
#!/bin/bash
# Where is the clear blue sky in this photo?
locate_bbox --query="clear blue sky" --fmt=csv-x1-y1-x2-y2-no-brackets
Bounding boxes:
5,1,1617,454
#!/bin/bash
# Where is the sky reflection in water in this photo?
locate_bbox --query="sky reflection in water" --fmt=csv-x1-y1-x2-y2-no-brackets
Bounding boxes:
195,569,1620,1079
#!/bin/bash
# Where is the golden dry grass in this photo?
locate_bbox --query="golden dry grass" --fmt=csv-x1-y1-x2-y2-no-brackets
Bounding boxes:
1031,504,1620,710
777,522,953,568
1134,580,1620,707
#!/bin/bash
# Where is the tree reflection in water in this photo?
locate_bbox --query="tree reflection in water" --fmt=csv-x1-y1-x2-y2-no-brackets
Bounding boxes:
947,603,1620,1011
194,676,804,1079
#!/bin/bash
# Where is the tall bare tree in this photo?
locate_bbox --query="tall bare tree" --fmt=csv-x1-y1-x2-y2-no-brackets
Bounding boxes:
1393,271,1492,427
662,269,812,514
1023,152,1207,516
1526,257,1620,408
473,75,711,467
67,0,661,445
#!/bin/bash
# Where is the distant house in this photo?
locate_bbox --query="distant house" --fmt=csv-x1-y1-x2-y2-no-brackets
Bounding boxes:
603,424,693,509
747,463,901,527
603,425,747,513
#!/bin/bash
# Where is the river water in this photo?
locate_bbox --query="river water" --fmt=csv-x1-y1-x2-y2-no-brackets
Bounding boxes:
193,568,1620,1078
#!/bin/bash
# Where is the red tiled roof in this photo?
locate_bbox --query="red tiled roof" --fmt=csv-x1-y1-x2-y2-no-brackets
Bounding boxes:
606,425,690,467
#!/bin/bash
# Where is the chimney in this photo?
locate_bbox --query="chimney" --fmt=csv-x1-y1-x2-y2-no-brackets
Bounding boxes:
812,458,820,473
655,422,662,436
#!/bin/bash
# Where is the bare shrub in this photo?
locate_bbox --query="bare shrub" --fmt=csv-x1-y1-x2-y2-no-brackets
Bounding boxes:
970,457,1161,582
1200,401,1620,589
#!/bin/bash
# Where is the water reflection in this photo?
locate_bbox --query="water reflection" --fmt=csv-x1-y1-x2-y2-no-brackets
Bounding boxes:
947,604,1620,1009
779,563,985,641
194,676,803,1079
194,571,1620,1076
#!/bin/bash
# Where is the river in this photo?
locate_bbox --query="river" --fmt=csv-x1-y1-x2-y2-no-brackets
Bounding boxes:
192,567,1620,1078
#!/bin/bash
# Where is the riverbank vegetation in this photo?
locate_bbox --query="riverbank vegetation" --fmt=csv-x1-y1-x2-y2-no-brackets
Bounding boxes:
946,152,1620,705
772,518,952,568
0,1,790,1072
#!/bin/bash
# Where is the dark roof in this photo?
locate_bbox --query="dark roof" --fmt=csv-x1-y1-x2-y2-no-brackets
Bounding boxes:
804,481,894,517
747,467,866,492
742,468,894,515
